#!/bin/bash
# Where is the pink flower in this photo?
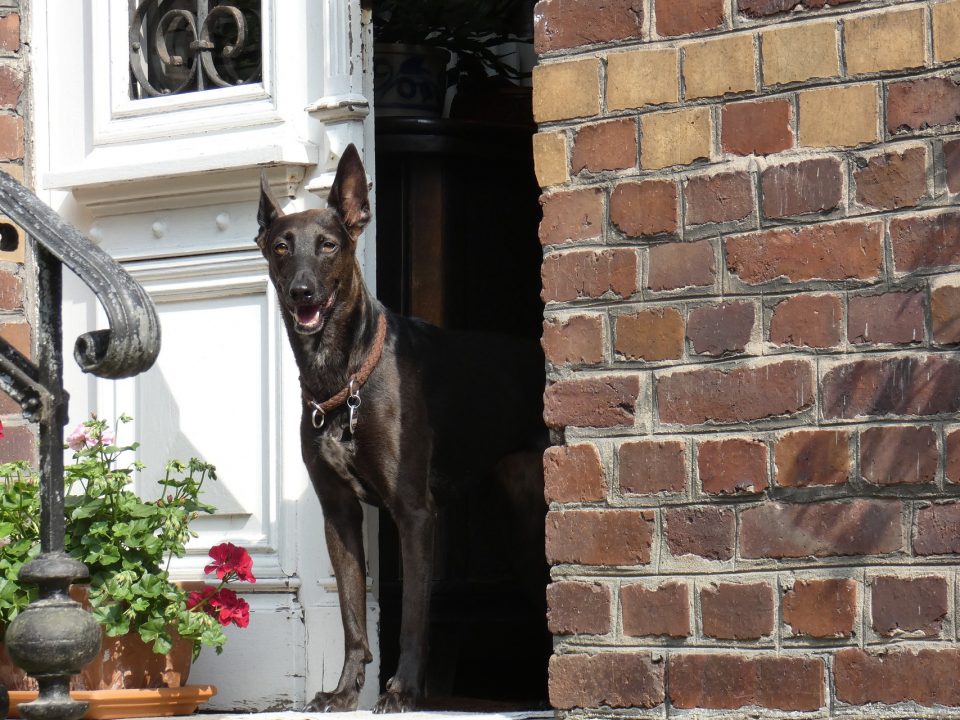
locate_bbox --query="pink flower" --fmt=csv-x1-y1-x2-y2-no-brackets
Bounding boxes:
204,542,256,583
66,423,115,451
66,424,94,451
209,588,250,628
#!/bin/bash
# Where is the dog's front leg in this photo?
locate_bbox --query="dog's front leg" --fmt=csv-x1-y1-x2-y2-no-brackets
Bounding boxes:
304,490,372,712
374,503,435,713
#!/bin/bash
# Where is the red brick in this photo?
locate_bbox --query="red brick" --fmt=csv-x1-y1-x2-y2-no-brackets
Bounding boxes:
546,509,654,565
0,270,21,310
684,172,753,226
739,0,859,17
932,284,960,344
610,179,678,237
861,425,937,485
855,146,927,210
656,359,813,426
782,578,858,638
769,293,843,348
822,355,960,419
544,444,606,503
621,581,690,637
914,501,960,554
686,302,755,356
549,652,664,709
775,430,850,487
948,429,960,483
0,115,23,162
541,249,638,302
0,320,29,358
542,314,604,366
546,581,612,635
887,76,960,135
539,188,604,246
891,210,960,273
571,119,637,174
701,583,775,640
848,291,926,345
0,66,21,110
760,157,843,219
647,240,715,291
698,438,768,494
740,499,904,558
871,575,948,637
534,0,644,53
656,0,724,36
726,221,883,285
835,648,960,706
614,307,684,361
721,98,793,156
0,14,20,53
0,424,34,464
664,506,735,560
619,439,686,494
669,654,825,711
947,138,960,194
544,375,640,429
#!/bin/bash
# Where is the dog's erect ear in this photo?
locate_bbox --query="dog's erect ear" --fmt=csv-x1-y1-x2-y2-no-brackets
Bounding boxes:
257,171,283,247
328,144,370,238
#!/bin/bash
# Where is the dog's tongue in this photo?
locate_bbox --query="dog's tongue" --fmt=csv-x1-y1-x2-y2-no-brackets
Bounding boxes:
297,305,321,325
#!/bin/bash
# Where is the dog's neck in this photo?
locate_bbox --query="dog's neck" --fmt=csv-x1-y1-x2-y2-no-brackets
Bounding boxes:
284,262,383,401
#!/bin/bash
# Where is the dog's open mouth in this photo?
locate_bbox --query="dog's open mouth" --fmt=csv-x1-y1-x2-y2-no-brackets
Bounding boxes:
291,293,336,334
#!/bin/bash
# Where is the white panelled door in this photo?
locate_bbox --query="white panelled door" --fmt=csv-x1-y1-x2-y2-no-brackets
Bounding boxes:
31,0,379,710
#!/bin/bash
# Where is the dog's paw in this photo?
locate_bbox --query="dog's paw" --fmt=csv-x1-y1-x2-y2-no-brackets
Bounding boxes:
304,690,359,713
372,687,418,714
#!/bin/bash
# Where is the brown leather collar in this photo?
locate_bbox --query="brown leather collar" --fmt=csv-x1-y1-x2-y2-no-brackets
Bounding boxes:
301,312,387,429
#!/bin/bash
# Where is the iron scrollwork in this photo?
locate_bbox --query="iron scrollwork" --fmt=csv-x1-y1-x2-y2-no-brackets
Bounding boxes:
0,172,161,720
129,0,262,98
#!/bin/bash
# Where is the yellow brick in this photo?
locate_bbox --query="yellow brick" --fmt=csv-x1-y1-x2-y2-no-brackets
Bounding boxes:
684,34,756,100
0,216,25,264
934,0,960,62
607,48,679,111
533,132,569,188
844,8,926,76
533,58,601,122
798,84,879,149
762,21,839,86
641,107,712,169
0,163,23,183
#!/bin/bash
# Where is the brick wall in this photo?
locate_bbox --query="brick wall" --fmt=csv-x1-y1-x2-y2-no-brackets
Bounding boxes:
533,0,960,715
0,0,33,465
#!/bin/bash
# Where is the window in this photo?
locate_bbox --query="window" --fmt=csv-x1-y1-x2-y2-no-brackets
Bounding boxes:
129,0,263,98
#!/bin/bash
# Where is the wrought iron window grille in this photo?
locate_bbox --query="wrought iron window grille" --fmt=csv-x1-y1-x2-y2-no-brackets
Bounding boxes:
0,172,161,720
129,0,263,98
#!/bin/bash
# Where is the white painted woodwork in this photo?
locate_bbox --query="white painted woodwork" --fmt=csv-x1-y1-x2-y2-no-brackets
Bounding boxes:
31,0,379,710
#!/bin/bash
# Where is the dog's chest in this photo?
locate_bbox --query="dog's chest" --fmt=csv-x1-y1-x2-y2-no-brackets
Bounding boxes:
313,420,383,504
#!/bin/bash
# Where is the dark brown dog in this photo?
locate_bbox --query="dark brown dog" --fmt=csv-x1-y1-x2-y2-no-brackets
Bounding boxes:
256,145,545,712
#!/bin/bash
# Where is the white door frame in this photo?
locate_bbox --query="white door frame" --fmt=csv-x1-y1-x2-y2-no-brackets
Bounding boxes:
29,0,380,709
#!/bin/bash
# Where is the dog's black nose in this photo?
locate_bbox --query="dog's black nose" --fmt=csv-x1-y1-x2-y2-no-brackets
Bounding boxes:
289,283,316,303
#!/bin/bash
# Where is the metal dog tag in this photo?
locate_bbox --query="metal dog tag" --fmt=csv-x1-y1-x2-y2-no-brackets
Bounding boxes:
347,380,362,435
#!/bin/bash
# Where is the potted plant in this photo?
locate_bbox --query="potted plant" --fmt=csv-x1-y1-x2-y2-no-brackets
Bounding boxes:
0,415,254,718
372,0,532,118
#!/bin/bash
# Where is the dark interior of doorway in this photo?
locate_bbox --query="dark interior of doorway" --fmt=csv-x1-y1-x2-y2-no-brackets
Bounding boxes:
373,105,549,708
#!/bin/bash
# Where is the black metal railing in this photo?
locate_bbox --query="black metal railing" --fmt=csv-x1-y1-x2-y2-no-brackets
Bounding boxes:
0,172,161,720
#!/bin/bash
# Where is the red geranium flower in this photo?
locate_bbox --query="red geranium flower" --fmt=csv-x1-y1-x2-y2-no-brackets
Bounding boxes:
209,588,250,628
186,584,218,610
204,542,256,583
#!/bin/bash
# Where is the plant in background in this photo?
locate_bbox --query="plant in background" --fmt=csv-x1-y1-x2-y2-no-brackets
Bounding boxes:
372,0,532,85
0,414,254,658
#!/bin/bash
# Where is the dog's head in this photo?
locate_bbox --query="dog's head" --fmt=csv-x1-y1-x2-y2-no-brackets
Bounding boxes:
256,144,371,335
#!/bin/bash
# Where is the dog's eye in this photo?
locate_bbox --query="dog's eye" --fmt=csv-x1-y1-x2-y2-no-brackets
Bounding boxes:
274,242,289,256
321,240,338,253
